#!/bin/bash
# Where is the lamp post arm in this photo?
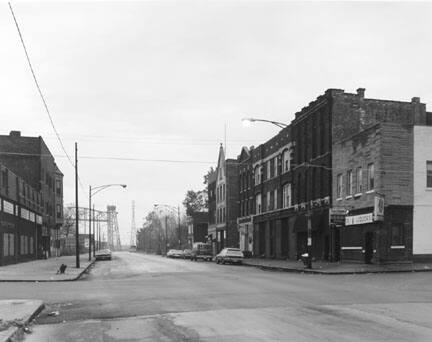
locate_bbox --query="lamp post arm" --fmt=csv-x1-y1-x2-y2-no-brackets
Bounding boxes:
242,118,288,129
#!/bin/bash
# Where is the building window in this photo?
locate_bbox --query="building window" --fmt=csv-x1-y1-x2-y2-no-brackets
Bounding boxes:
274,189,278,209
222,184,225,201
274,157,278,177
391,224,404,245
346,170,353,196
254,166,261,185
427,161,432,188
3,233,14,257
356,167,363,193
255,194,261,214
283,183,291,208
56,180,62,196
266,191,271,211
56,204,62,219
267,161,271,180
283,150,290,173
367,163,375,190
337,174,343,198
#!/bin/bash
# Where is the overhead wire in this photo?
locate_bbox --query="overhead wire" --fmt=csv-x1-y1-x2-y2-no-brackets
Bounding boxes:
8,2,86,193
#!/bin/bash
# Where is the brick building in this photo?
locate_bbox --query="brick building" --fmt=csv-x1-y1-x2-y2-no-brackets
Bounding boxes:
207,145,239,253
291,91,334,261
0,131,63,258
237,146,254,254
1,163,43,265
332,89,432,263
249,127,295,258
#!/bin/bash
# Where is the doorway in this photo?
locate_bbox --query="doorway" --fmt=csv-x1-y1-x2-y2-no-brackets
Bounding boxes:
364,232,374,264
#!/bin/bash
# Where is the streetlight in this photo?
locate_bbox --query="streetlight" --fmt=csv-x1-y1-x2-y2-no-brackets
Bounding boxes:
154,204,182,252
241,117,288,129
89,184,126,260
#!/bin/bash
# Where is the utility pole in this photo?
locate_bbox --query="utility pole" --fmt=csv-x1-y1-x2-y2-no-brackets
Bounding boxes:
165,215,168,255
178,205,181,249
75,142,80,268
88,185,92,261
93,204,96,256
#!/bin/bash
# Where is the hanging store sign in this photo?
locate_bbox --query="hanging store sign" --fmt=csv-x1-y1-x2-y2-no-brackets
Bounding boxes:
345,213,373,226
374,196,384,221
330,208,348,226
3,200,14,215
36,215,43,225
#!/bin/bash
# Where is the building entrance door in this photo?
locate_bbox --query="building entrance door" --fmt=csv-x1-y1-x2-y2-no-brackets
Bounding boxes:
364,232,374,264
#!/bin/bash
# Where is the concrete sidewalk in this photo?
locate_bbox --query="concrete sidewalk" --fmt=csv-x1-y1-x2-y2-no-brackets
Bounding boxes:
0,300,44,342
0,254,94,282
242,258,432,274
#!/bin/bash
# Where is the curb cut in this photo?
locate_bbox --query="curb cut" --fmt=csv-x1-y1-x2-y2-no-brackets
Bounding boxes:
2,303,45,342
0,260,96,283
242,262,432,275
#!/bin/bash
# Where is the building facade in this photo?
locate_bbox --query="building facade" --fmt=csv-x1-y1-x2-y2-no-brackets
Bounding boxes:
0,131,63,258
1,163,43,265
250,127,295,259
332,90,432,263
186,211,209,247
207,145,239,253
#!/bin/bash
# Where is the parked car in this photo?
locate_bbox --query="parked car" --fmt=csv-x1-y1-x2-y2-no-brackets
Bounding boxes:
95,249,112,261
191,242,212,261
183,249,193,259
167,249,184,258
215,248,244,265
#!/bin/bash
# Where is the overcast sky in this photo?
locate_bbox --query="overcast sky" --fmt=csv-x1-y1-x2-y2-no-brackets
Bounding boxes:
1,1,431,244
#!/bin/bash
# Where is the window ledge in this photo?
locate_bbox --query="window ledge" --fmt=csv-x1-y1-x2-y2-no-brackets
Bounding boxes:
353,193,362,198
336,197,342,201
345,195,353,200
366,190,375,194
426,188,432,191
390,245,405,249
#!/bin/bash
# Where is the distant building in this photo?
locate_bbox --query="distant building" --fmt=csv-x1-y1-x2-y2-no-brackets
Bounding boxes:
207,144,239,253
0,162,43,265
0,131,63,258
187,212,208,247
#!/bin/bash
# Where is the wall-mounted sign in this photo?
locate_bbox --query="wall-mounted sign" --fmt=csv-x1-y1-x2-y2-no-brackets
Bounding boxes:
36,215,43,225
3,200,14,215
345,213,373,226
374,196,384,221
330,207,348,226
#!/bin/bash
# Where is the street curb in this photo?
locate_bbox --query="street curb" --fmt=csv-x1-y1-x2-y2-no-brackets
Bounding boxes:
242,262,432,275
0,260,96,283
1,302,45,342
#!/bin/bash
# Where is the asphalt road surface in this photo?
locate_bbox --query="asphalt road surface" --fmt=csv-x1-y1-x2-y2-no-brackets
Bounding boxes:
1,252,432,341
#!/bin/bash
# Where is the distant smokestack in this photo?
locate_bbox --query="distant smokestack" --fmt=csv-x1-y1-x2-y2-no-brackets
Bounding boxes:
357,88,365,99
9,131,21,137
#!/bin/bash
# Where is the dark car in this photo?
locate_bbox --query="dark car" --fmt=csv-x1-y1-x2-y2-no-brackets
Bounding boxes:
167,249,184,258
183,249,193,259
215,248,244,264
95,249,112,261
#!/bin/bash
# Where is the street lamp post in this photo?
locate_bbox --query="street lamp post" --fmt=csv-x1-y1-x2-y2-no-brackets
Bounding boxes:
89,184,126,261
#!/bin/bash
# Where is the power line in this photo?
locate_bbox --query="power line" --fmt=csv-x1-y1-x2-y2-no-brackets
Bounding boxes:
8,2,86,193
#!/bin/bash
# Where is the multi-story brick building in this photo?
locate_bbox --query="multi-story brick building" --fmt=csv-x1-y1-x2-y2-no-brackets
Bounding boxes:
0,131,63,258
207,145,239,253
332,89,432,263
249,127,295,258
1,163,44,265
237,146,254,254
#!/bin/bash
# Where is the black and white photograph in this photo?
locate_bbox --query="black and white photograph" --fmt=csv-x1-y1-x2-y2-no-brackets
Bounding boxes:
1,1,432,341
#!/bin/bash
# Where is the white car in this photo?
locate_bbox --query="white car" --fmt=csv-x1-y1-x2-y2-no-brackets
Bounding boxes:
215,248,244,265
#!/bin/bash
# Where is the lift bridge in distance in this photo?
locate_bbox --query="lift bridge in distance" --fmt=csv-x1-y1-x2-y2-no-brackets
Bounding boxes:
64,205,122,252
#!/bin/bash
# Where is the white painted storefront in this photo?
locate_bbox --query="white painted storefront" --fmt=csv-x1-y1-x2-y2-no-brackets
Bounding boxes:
413,126,432,255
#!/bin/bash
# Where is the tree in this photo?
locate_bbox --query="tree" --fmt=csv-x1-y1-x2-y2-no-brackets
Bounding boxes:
183,190,208,216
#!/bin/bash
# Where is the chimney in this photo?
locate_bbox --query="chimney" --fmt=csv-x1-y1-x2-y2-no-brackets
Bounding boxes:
357,88,365,99
9,131,21,137
411,97,420,103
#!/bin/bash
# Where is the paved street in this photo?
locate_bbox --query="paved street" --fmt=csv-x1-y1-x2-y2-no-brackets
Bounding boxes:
1,252,432,341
